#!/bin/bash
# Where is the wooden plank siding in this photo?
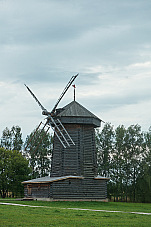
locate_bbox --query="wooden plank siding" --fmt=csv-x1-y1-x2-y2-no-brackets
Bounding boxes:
51,124,98,178
51,178,107,200
24,183,50,198
24,179,107,200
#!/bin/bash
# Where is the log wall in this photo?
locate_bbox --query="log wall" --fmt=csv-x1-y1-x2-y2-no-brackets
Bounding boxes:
51,124,98,178
24,178,107,200
50,178,107,200
24,183,50,198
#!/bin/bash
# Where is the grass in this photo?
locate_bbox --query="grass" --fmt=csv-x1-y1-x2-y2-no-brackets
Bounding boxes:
0,200,151,226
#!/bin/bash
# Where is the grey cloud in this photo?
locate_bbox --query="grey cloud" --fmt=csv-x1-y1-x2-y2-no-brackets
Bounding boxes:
0,0,151,137
1,0,150,47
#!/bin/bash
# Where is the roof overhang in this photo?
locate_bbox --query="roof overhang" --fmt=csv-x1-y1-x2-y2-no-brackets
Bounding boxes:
94,176,110,180
22,175,110,184
57,101,103,128
60,116,101,127
22,175,84,184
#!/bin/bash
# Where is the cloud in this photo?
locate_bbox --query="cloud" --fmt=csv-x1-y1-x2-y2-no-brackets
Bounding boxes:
0,0,151,140
129,61,151,68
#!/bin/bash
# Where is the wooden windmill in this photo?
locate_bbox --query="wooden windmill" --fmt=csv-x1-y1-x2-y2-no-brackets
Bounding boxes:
23,75,109,201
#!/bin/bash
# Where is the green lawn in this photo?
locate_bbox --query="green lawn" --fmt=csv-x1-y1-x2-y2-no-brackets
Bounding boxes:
0,200,151,226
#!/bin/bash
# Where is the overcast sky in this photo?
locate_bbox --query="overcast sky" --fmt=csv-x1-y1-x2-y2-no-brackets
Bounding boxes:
0,0,151,140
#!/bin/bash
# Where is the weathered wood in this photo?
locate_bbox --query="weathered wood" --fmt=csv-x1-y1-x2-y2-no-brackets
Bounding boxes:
24,178,107,200
23,101,108,200
51,124,98,178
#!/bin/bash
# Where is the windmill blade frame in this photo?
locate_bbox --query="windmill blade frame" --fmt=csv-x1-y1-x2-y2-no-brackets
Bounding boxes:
31,123,51,155
24,73,79,150
25,120,51,153
24,84,48,113
51,73,79,113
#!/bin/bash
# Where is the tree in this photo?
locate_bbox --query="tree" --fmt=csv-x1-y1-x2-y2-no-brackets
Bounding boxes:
96,123,114,177
125,125,143,202
0,127,12,150
96,123,145,202
136,162,151,203
24,128,52,178
1,126,23,151
11,126,23,151
111,125,126,201
136,127,151,202
0,148,31,198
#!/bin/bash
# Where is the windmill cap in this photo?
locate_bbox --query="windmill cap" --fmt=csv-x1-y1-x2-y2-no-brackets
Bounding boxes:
57,101,102,127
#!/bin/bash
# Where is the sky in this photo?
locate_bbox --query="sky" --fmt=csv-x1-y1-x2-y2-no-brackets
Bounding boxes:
0,0,151,141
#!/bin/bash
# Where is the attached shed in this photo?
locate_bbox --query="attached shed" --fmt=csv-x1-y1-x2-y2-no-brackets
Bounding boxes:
22,175,109,201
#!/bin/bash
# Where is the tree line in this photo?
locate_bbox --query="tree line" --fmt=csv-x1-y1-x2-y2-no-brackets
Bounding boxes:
96,123,151,203
0,123,151,202
0,126,52,197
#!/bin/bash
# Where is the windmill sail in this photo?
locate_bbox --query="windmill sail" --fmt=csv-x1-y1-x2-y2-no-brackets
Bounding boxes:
24,74,79,151
24,84,47,112
51,74,79,113
48,117,75,148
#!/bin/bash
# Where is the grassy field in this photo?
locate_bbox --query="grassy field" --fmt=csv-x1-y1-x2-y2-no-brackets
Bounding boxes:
0,200,151,226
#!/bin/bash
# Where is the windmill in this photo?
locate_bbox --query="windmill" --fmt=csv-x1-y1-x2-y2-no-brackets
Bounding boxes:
24,74,79,150
22,75,110,201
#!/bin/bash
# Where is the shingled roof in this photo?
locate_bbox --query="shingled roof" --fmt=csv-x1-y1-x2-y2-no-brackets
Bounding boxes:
58,101,99,118
22,175,109,184
22,175,84,184
57,101,102,127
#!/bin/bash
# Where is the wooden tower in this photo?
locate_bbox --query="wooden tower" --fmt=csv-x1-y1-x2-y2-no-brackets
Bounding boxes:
23,100,109,201
51,101,100,178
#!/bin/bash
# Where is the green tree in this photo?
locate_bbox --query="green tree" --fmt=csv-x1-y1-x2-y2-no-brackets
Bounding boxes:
0,148,31,198
96,123,145,202
111,125,126,201
11,126,23,151
136,127,151,202
1,127,12,150
136,162,151,203
96,123,114,177
24,128,52,178
1,126,23,151
124,125,143,202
